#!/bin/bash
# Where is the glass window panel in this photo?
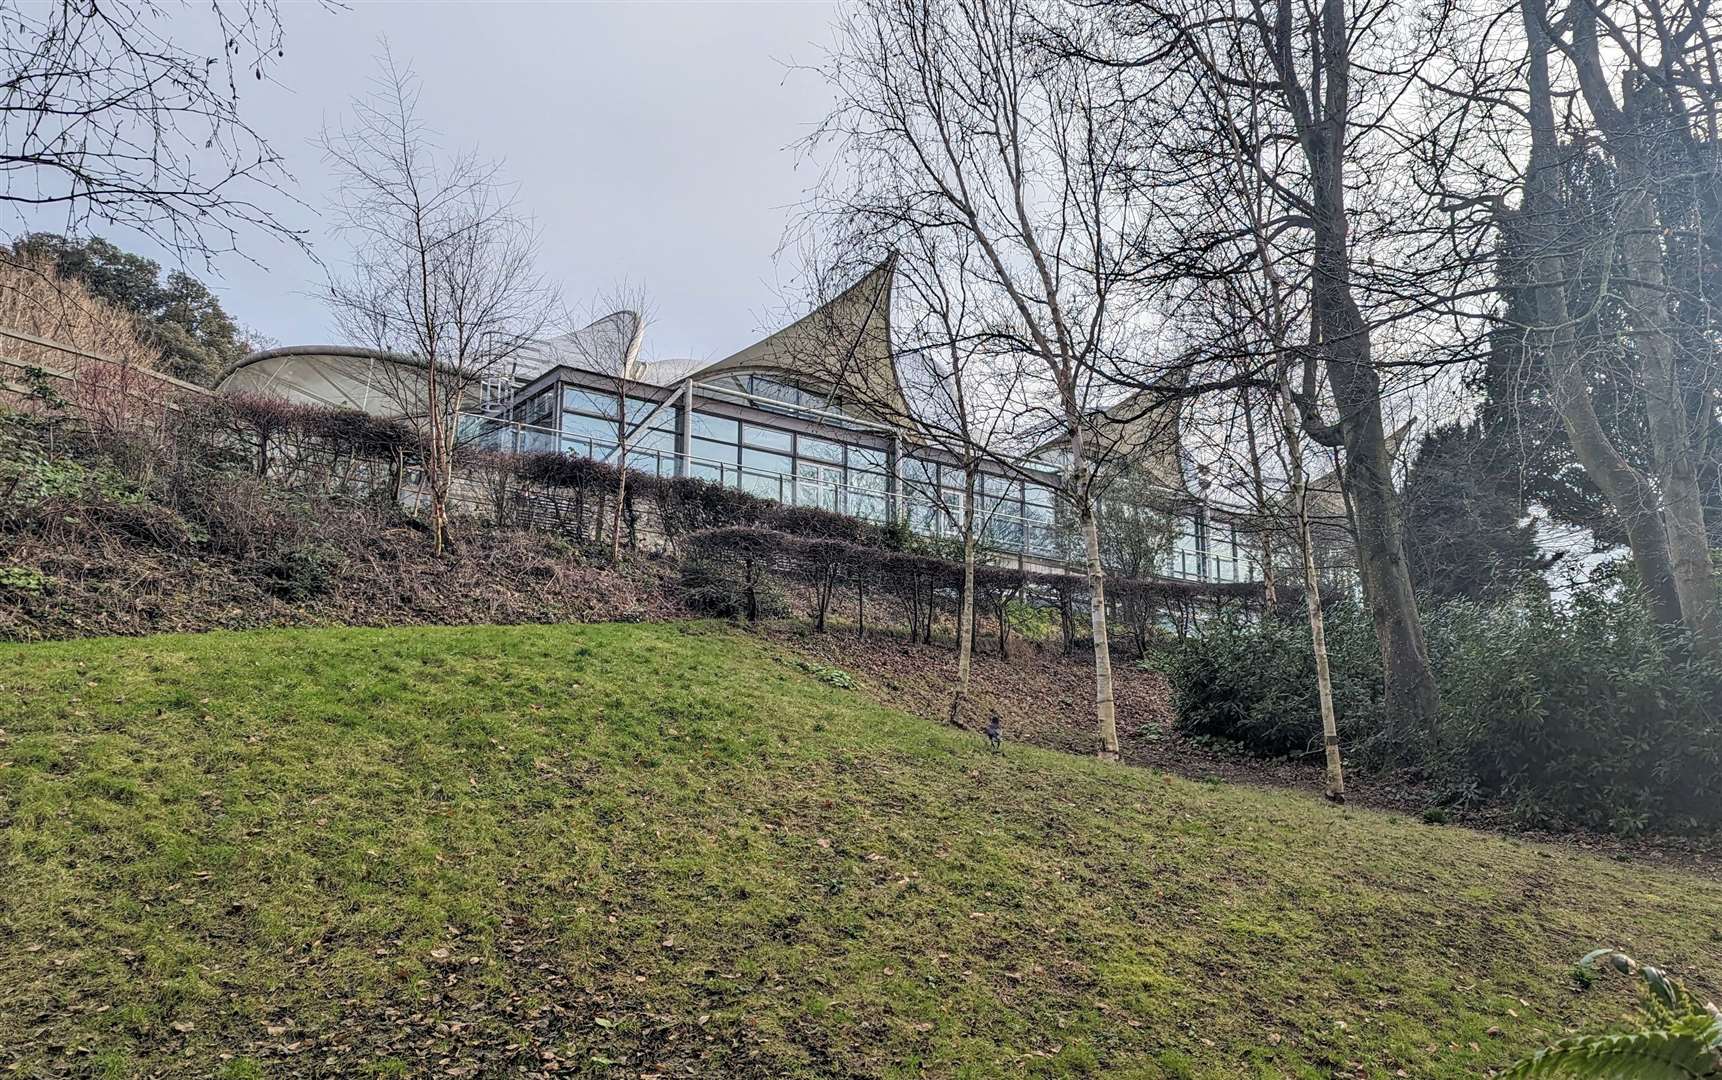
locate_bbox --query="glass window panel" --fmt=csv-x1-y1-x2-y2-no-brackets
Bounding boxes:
630,427,677,454
742,423,793,452
562,386,617,418
689,461,724,484
691,411,739,443
626,449,667,474
797,435,844,463
562,412,617,443
983,473,1022,499
520,428,556,455
908,500,943,535
794,461,839,510
985,516,1023,547
1024,483,1055,508
691,436,737,464
849,468,886,491
520,389,556,428
851,492,887,522
850,446,888,473
625,396,668,427
740,446,792,477
1027,525,1061,558
740,470,786,500
903,456,941,491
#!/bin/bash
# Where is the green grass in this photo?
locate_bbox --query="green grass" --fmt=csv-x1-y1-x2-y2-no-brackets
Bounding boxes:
1,622,1718,1078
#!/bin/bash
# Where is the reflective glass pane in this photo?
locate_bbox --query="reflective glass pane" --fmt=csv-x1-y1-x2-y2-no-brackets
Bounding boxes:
739,470,785,500
742,423,793,452
562,412,616,443
903,456,941,491
797,435,843,463
740,446,792,477
631,427,677,454
850,446,888,473
986,516,1023,547
519,390,556,428
909,501,944,535
691,412,739,443
849,468,886,491
851,493,887,522
692,437,737,464
625,396,669,427
563,386,618,418
627,449,666,474
1027,525,1061,557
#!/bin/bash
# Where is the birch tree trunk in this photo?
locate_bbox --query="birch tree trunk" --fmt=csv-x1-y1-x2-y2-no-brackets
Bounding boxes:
950,465,979,727
1080,495,1121,761
611,385,628,564
1279,370,1344,801
1239,388,1279,608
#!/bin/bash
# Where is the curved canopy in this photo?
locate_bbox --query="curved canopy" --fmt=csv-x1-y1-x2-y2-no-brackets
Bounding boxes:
217,345,450,418
218,311,649,418
690,258,904,419
515,310,646,381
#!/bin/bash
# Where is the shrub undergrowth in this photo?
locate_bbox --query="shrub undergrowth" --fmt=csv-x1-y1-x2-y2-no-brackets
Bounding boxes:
1154,587,1722,833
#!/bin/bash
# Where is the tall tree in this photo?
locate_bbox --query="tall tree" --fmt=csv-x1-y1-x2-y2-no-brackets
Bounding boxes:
816,0,1162,760
1076,0,1445,736
9,233,251,384
319,50,553,555
1402,423,1551,604
1507,0,1722,652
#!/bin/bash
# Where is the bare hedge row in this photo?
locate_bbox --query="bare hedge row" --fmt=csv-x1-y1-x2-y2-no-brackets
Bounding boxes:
150,395,1264,651
681,525,1261,654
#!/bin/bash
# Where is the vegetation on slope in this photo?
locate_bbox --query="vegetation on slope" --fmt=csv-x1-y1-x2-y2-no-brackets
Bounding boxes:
2,622,1719,1079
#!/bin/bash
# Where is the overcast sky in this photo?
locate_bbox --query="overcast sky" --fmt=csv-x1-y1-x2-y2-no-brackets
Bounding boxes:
43,1,844,363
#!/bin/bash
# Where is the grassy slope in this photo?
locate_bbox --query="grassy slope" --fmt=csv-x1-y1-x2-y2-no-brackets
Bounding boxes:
1,624,1718,1080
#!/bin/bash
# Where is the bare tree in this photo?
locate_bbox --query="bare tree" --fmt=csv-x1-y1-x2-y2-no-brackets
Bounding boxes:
816,0,1164,760
1070,0,1446,736
1,0,310,264
795,230,1030,726
550,293,651,562
319,49,553,555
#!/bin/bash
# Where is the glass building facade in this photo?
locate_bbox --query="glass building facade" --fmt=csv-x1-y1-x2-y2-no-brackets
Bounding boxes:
471,366,1253,583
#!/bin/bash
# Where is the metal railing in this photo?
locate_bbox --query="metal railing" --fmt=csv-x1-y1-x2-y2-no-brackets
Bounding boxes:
459,411,1064,558
458,411,1268,582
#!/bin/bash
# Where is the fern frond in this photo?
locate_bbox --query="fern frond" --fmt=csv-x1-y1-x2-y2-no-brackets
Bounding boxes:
1502,1028,1722,1078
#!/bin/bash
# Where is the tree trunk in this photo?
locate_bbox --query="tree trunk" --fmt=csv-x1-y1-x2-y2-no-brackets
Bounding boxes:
1080,498,1121,761
1239,389,1279,608
611,388,628,564
950,468,978,726
1280,368,1345,801
1615,167,1722,654
1518,0,1687,630
1301,15,1437,734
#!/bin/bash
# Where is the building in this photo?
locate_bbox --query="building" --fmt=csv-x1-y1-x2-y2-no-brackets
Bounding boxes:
218,262,1262,585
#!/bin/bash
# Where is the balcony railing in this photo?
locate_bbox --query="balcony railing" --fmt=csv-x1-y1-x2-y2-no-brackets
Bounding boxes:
457,412,1259,582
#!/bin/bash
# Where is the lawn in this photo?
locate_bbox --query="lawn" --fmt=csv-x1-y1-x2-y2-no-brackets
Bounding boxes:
1,622,1718,1079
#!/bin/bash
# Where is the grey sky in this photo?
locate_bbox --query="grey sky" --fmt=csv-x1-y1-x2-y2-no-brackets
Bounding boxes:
67,1,842,363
